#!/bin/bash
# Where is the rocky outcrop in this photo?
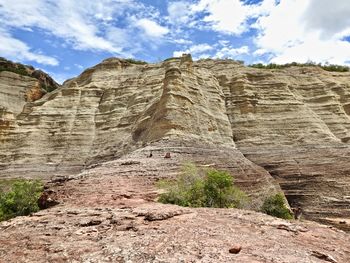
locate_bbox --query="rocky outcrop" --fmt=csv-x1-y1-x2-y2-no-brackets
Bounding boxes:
0,56,350,226
0,58,60,116
1,162,349,262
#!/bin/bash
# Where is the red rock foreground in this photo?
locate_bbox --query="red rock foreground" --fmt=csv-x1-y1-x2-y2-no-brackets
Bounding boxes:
1,156,350,263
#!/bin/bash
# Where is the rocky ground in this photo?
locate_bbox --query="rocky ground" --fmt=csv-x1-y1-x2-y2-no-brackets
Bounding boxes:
1,153,349,263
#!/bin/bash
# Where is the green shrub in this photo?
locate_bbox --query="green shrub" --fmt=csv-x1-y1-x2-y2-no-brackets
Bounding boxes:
0,64,30,76
158,163,248,208
249,62,349,72
321,64,349,72
261,193,293,219
0,179,43,221
123,58,147,65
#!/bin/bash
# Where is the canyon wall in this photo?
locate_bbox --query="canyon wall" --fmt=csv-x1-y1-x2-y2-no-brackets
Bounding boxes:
203,59,350,223
1,56,350,223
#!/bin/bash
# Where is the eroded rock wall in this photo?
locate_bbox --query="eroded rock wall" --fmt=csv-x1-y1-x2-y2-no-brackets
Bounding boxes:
0,56,350,223
203,60,350,222
0,58,60,116
0,57,241,175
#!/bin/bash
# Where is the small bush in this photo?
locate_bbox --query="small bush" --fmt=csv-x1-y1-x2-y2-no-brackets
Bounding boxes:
123,58,147,65
261,193,293,219
158,163,248,208
0,179,43,221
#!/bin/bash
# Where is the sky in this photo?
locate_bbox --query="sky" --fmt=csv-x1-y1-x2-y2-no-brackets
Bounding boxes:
1,0,350,83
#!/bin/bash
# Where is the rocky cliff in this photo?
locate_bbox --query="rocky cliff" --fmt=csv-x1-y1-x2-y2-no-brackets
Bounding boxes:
1,55,350,227
0,57,60,115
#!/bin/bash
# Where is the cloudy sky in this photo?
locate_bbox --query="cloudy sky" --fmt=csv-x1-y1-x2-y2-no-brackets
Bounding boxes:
1,0,350,83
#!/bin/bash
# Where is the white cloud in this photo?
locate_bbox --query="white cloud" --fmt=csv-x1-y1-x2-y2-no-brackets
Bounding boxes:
253,0,350,65
269,38,350,65
214,46,249,59
253,0,308,54
253,49,267,56
105,27,139,57
191,0,250,34
189,44,213,54
0,0,166,64
173,43,213,57
190,0,272,35
1,0,349,68
0,0,130,54
0,29,58,66
134,18,169,38
303,0,350,39
167,1,191,24
173,38,193,45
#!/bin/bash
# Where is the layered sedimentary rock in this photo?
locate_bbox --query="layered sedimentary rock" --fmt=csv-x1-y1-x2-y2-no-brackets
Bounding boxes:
0,58,60,115
201,60,350,223
0,59,60,181
0,56,280,210
1,55,350,224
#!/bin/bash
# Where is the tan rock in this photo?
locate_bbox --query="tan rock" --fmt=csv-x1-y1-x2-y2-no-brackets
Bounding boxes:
0,58,59,116
1,57,350,226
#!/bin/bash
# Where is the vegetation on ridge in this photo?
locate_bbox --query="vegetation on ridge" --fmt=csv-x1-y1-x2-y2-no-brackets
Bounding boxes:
123,58,147,65
249,62,349,72
0,63,30,77
0,57,59,93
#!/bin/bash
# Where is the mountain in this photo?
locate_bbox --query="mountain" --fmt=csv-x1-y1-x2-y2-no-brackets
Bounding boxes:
0,56,350,262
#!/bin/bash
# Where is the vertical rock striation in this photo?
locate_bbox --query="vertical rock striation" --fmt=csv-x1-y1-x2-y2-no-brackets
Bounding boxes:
203,60,350,223
1,56,350,224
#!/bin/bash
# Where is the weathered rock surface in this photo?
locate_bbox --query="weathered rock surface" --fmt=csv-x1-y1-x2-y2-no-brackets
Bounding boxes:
1,159,350,263
0,56,350,227
0,57,60,115
0,58,60,169
201,60,350,224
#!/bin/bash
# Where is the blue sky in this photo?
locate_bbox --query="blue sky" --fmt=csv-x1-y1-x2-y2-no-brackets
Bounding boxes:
0,0,350,83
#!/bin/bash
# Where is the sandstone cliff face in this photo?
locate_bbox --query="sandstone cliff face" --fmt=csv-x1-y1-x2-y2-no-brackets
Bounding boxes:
0,58,60,116
0,59,60,179
0,56,350,225
202,60,350,224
